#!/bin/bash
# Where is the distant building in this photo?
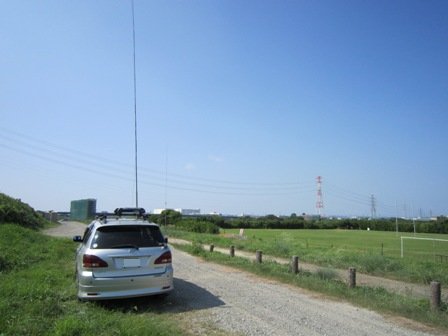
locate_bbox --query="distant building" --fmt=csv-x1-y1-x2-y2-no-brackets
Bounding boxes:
209,211,222,216
179,208,201,216
70,199,96,221
153,208,201,216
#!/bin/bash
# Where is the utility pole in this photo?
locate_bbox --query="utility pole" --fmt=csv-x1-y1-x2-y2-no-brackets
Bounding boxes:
316,176,324,218
395,200,398,235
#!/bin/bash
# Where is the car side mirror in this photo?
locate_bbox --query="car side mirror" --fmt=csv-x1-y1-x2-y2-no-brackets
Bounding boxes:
73,235,83,242
164,237,168,244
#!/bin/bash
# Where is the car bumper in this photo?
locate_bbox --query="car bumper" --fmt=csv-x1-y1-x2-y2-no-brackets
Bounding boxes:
77,265,174,300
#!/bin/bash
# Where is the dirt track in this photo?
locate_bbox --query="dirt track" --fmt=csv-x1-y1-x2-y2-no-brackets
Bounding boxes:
44,221,442,336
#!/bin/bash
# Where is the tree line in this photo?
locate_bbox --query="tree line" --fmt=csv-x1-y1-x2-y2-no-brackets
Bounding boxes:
150,210,448,234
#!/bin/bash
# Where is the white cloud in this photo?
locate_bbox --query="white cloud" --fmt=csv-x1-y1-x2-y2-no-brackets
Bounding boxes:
208,155,224,163
185,163,195,171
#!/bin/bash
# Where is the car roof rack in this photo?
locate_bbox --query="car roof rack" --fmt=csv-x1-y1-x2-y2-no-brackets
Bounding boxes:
114,207,146,218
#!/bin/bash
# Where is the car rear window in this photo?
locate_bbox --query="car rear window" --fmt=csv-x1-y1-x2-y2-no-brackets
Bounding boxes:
90,225,165,249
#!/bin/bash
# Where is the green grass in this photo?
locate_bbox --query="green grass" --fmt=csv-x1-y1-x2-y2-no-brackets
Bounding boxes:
164,227,448,284
175,242,448,331
0,223,184,336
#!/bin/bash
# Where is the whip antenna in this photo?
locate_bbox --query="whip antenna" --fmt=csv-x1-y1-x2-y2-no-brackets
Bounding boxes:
131,0,139,207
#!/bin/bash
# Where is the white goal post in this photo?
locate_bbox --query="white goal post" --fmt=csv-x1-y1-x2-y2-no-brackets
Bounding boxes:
400,236,448,258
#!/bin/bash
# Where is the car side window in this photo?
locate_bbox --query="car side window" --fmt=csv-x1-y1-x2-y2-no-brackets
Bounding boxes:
82,228,92,245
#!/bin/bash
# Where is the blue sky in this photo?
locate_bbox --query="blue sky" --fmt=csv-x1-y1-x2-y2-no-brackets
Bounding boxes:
1,0,447,217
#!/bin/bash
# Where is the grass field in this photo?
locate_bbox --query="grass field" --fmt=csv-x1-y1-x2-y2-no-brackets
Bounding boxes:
222,228,448,260
165,227,448,284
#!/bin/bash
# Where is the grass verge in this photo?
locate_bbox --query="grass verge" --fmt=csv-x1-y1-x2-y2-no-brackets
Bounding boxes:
174,242,448,332
0,223,184,336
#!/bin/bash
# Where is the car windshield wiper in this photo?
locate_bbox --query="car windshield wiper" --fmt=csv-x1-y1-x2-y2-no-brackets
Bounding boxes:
111,244,139,249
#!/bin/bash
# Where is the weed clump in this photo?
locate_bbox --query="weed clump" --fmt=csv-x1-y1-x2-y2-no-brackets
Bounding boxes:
316,268,338,281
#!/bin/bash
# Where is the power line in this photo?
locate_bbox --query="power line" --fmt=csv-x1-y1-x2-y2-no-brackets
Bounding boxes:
0,128,311,188
2,132,418,216
325,182,372,204
0,128,314,196
2,127,407,213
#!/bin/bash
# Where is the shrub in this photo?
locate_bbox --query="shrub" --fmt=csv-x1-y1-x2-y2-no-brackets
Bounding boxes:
157,209,182,225
175,219,220,234
0,193,46,229
190,241,206,256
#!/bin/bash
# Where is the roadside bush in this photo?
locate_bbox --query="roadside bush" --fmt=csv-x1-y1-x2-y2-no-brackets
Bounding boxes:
190,241,206,256
0,193,46,229
156,209,182,225
175,219,219,234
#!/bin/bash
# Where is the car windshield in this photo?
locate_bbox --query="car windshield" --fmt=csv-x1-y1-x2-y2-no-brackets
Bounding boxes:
90,225,165,249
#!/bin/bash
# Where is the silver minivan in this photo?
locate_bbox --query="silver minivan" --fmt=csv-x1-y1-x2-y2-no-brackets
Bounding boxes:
73,208,173,300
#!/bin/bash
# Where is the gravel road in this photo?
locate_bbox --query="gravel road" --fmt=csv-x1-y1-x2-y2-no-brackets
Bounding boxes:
43,220,87,238
44,222,441,336
170,249,439,336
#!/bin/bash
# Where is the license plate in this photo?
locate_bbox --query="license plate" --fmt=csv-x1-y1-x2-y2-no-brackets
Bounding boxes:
123,258,140,268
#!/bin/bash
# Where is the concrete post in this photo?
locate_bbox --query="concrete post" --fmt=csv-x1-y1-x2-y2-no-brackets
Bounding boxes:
230,245,235,257
291,256,299,274
430,281,441,311
348,267,356,288
256,250,262,263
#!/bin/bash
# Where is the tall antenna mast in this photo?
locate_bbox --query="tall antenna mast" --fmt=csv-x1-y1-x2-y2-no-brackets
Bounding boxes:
164,150,168,209
132,0,139,207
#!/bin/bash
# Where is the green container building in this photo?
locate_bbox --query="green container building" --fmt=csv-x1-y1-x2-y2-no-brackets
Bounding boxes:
70,199,97,221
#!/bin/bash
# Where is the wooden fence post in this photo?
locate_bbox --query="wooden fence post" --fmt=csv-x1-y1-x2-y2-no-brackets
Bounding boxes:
348,267,356,288
209,244,214,252
256,250,262,263
291,256,299,274
230,245,235,257
430,281,441,311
